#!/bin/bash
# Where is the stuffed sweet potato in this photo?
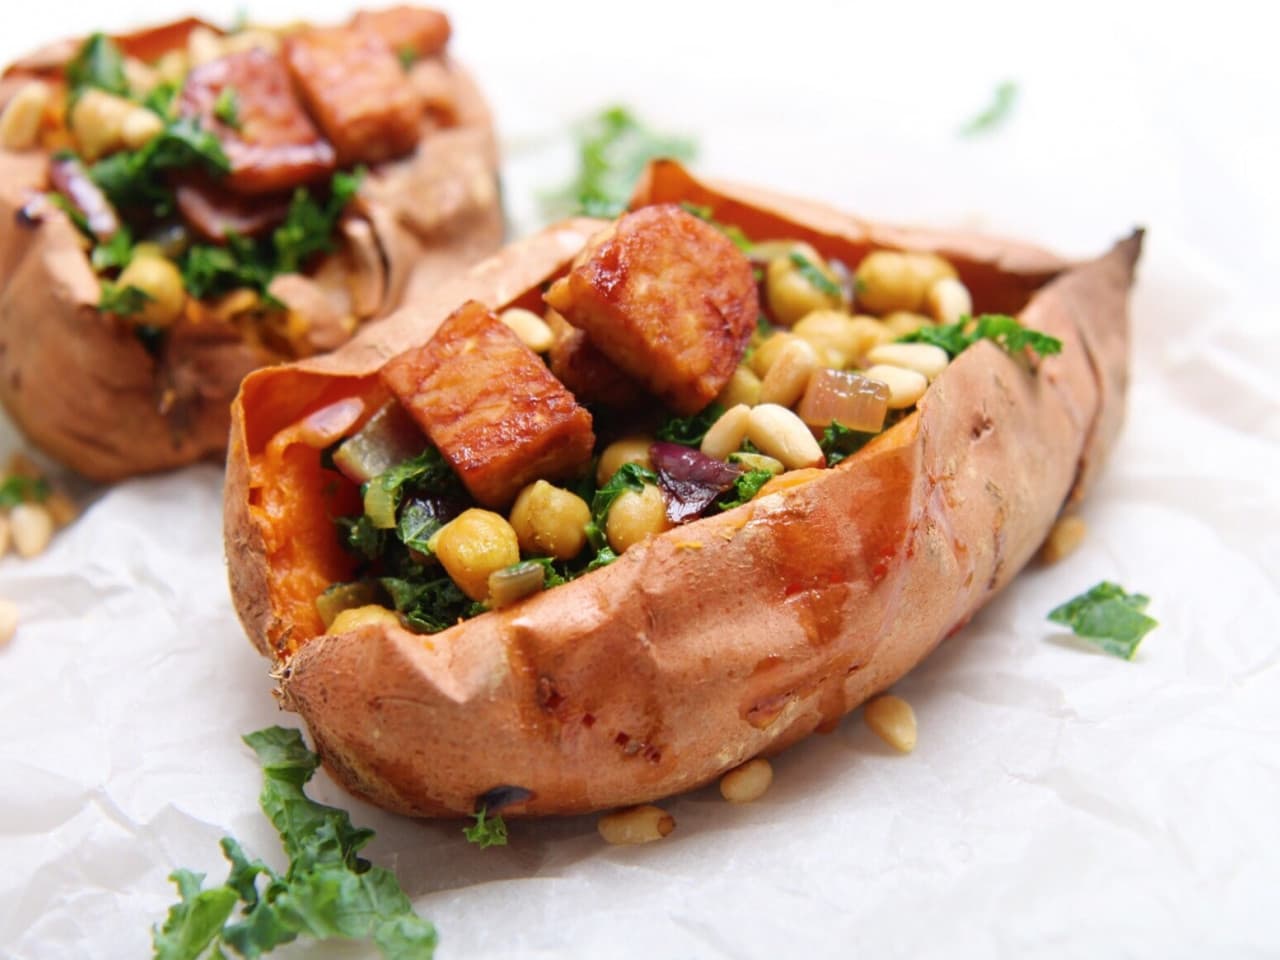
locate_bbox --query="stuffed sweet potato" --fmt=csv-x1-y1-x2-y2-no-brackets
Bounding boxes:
0,9,501,481
225,160,1140,817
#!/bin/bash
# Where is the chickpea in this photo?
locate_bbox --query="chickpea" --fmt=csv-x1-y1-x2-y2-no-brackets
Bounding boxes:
116,250,186,327
716,365,762,408
605,484,671,554
509,480,590,560
765,243,844,325
883,311,932,339
854,251,956,315
792,310,861,369
69,89,135,161
330,604,399,634
748,331,798,378
597,435,654,487
434,509,520,601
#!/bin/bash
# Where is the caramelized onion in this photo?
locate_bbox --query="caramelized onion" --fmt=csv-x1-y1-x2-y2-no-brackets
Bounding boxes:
797,369,890,433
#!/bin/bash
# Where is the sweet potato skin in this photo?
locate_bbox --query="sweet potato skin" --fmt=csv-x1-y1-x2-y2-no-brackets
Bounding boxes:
0,18,501,481
226,161,1138,816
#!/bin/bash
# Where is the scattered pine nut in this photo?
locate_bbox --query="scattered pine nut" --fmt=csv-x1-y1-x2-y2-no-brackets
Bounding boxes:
1040,515,1087,565
0,515,10,558
864,694,917,753
597,804,675,845
10,503,54,558
0,599,17,646
499,308,555,353
719,758,773,804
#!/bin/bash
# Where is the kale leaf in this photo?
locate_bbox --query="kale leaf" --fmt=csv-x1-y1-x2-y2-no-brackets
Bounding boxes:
65,33,128,99
899,313,1062,359
1047,581,1157,660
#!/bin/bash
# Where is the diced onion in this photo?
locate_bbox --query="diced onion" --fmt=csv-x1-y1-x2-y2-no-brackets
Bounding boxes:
332,401,428,484
797,369,890,433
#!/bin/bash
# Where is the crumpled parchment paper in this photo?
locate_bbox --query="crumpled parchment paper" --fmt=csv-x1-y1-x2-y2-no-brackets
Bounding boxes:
2,1,1277,958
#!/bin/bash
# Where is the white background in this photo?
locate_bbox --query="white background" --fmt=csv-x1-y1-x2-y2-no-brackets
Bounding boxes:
2,2,1278,958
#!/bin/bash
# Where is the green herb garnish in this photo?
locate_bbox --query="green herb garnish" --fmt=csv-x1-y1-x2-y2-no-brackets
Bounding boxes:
213,87,241,129
463,807,509,848
0,474,50,508
819,421,874,466
380,576,479,633
98,281,152,316
788,251,841,298
90,117,230,219
397,46,418,71
151,727,437,959
545,105,695,219
1047,581,1157,660
655,403,724,447
959,80,1018,138
65,33,128,98
716,469,773,511
899,313,1062,359
142,82,179,119
90,227,134,272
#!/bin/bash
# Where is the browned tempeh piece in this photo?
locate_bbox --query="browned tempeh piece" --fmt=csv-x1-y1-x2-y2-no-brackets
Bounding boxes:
380,300,595,508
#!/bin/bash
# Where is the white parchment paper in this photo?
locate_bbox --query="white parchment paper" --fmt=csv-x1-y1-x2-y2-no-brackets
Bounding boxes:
2,2,1278,957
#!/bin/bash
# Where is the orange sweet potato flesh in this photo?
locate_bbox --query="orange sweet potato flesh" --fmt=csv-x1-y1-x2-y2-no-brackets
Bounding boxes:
0,12,502,481
225,160,1140,816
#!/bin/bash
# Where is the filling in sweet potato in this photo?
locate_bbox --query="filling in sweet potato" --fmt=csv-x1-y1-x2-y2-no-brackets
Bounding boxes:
247,202,1064,657
0,7,459,359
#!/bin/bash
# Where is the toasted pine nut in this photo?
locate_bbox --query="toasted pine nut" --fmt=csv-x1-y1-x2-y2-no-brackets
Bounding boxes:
864,694,917,752
330,604,399,634
0,80,51,151
716,365,761,408
597,804,675,845
120,107,164,150
1040,515,1087,565
926,277,973,325
499,308,555,353
866,342,950,381
863,364,928,409
0,598,18,646
0,514,10,558
10,503,54,558
700,404,751,461
719,757,773,804
188,26,225,66
44,491,78,529
745,404,825,470
759,337,818,407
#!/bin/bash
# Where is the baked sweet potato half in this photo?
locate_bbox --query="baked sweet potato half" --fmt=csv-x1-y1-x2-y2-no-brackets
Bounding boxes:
0,9,501,480
225,160,1141,818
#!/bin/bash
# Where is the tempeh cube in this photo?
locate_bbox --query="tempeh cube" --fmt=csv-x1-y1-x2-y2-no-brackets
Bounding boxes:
178,49,335,195
543,204,758,415
284,25,424,166
381,301,595,508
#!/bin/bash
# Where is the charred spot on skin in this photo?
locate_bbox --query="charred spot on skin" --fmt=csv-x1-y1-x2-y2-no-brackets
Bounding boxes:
971,413,994,440
746,691,795,729
581,712,596,727
536,675,565,711
475,784,533,812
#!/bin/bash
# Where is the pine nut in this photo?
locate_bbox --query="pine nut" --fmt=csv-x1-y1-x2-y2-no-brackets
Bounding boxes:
499,308,554,353
716,365,761,408
0,80,51,151
883,311,933,339
1040,515,1087,565
0,599,18,646
759,337,818,407
700,404,751,461
187,26,225,66
597,804,675,845
866,342,950,381
745,404,825,470
10,503,54,558
0,514,10,558
864,694,917,752
44,491,78,529
719,758,773,803
863,364,928,409
926,277,973,325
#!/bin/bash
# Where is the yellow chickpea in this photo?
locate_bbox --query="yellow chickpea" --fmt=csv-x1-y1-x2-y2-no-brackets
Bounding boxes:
792,310,862,369
433,509,520,601
716,365,762,408
764,243,844,326
748,331,798,378
855,251,957,315
597,435,654,487
116,249,186,327
509,480,591,560
606,484,671,554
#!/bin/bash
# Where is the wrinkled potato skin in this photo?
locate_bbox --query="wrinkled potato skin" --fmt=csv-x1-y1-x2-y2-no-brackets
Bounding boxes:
0,18,502,481
225,160,1140,817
